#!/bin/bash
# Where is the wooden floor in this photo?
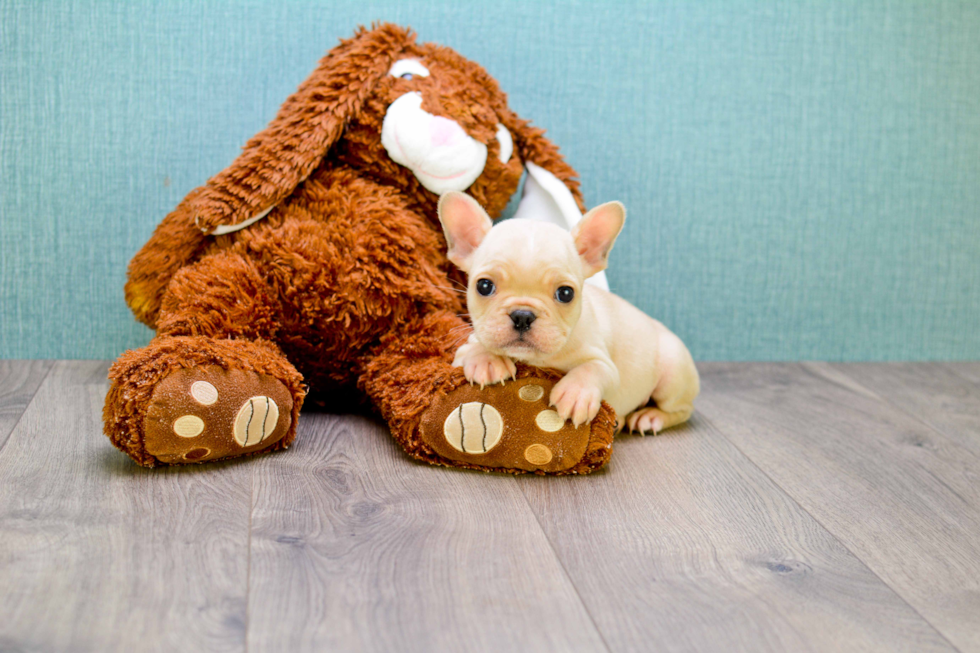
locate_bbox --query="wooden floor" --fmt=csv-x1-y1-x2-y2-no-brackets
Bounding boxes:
1,361,979,652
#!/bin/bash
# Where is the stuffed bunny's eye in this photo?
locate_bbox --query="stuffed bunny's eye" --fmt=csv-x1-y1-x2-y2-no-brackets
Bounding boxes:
476,279,495,296
388,59,430,80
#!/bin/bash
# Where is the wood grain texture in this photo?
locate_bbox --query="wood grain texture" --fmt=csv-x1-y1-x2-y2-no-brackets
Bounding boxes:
516,418,953,652
0,361,250,653
0,360,52,450
5,360,980,652
697,362,980,652
246,412,608,653
946,362,980,386
827,363,980,456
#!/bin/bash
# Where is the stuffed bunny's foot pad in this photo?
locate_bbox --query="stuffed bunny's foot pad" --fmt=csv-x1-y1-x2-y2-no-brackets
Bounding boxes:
419,374,615,474
143,367,294,464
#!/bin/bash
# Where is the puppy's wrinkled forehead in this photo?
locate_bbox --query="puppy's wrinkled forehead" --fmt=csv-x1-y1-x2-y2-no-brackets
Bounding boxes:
474,221,583,281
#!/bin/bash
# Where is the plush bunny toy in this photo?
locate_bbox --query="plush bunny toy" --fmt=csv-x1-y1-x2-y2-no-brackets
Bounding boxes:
104,23,616,474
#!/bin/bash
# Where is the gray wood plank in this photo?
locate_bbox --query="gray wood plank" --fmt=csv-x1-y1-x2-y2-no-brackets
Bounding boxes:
246,412,608,653
0,361,250,653
515,416,953,652
946,362,980,386
697,362,980,652
0,360,53,450
827,363,980,456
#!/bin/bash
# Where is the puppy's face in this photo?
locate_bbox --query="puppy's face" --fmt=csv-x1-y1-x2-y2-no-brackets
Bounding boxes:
465,220,585,359
438,192,625,361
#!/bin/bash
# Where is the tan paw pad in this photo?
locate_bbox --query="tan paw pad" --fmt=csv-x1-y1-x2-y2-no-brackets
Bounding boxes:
184,447,210,461
190,381,219,405
524,444,553,466
443,402,503,454
173,415,205,438
233,396,280,447
518,384,544,402
534,409,564,432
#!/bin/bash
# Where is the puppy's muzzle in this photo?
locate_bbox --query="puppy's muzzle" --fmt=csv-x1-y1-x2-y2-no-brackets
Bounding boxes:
510,310,536,334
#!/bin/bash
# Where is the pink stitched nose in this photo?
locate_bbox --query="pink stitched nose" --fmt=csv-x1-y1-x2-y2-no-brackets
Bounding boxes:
429,116,463,147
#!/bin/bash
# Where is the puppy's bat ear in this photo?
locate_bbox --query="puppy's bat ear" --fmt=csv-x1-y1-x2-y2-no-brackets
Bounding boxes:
499,110,586,214
437,192,493,272
572,201,626,278
193,23,416,234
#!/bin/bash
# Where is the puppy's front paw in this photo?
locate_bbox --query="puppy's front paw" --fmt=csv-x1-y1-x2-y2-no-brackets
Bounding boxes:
549,377,602,428
454,344,516,388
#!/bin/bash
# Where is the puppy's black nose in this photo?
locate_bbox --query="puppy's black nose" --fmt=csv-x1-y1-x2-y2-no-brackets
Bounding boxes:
510,310,536,334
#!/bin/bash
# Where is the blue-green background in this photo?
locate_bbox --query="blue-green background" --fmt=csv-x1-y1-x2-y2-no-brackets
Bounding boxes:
2,0,979,360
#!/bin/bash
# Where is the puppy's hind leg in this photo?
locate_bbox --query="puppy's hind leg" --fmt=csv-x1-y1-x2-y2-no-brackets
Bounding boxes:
627,331,700,435
625,405,692,435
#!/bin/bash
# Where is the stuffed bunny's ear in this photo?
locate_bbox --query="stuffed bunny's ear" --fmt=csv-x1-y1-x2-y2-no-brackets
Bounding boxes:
437,192,493,272
194,24,417,234
572,201,626,278
499,111,586,214
123,24,417,326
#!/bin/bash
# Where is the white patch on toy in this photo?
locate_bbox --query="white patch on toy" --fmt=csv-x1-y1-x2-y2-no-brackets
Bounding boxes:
388,59,430,79
512,162,610,291
190,381,218,405
518,384,544,402
443,401,503,454
495,123,513,163
233,396,279,447
534,409,565,432
202,204,275,236
173,415,205,438
381,92,488,194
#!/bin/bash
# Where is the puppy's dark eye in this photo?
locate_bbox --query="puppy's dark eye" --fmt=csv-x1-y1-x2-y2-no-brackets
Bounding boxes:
476,279,495,296
555,286,575,303
400,73,413,80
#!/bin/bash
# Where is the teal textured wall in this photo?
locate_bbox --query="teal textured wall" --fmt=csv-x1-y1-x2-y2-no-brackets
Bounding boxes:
2,0,979,360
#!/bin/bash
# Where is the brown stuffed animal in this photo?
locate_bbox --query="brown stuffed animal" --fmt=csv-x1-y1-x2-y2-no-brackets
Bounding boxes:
103,23,616,474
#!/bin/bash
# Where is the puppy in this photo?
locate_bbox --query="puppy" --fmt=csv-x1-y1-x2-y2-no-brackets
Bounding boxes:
437,191,700,434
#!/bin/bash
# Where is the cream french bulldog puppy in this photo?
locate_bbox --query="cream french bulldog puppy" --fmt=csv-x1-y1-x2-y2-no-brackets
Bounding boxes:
437,191,700,434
